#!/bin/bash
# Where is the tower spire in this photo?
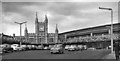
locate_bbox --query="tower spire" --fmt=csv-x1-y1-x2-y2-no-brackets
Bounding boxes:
36,12,38,18
45,13,48,23
55,24,59,43
24,23,28,36
24,23,28,42
25,23,27,28
35,12,38,23
35,12,39,36
55,24,58,33
44,12,48,44
25,23,28,33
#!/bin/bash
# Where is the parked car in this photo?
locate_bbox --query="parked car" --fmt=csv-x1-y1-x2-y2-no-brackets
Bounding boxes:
78,45,87,50
78,45,84,50
31,45,37,50
11,44,23,51
49,45,54,49
44,46,50,50
36,45,44,50
27,45,32,50
21,45,28,50
88,47,96,50
65,45,70,50
68,45,76,51
75,46,80,51
50,44,64,54
0,44,13,53
3,46,14,53
83,45,87,50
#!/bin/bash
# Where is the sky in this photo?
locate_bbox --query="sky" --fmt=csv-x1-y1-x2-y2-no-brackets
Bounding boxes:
1,0,119,36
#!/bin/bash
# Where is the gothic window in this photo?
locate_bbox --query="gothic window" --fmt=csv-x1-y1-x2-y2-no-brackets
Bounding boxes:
50,38,53,42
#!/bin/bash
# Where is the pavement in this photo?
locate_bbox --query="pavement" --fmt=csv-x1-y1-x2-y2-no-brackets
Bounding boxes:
101,52,120,61
103,52,116,59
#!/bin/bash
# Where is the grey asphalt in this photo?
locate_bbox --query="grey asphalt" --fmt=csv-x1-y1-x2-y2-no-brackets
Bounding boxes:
0,55,2,61
2,49,111,59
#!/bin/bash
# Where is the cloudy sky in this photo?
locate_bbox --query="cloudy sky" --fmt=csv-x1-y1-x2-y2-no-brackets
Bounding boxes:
1,1,119,36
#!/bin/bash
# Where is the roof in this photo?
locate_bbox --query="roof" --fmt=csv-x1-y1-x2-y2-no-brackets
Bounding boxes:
59,23,120,35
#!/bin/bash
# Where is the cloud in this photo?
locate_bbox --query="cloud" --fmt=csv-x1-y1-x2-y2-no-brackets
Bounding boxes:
2,0,120,2
1,2,118,36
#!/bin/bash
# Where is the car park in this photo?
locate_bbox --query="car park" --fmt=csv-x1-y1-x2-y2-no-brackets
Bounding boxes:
50,44,64,54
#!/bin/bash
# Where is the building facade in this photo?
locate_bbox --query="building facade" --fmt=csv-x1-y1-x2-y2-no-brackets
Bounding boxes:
24,12,59,44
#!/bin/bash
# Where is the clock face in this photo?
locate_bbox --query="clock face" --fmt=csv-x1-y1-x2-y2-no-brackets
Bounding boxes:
39,26,44,31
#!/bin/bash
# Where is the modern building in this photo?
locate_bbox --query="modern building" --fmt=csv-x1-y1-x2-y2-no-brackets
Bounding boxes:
59,23,120,48
24,12,59,44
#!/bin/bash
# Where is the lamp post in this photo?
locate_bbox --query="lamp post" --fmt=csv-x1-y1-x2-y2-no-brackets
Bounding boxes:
14,21,27,47
99,7,113,53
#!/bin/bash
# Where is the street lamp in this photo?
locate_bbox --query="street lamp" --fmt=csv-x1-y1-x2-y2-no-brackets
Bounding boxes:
99,7,113,53
14,21,27,47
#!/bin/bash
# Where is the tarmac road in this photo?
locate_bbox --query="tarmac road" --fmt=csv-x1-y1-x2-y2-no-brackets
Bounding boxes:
0,55,2,61
2,49,111,59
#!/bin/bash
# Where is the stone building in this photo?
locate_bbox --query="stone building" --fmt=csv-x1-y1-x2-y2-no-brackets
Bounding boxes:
24,12,59,44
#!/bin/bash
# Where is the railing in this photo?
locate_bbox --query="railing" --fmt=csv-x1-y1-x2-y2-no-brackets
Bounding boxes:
66,34,119,43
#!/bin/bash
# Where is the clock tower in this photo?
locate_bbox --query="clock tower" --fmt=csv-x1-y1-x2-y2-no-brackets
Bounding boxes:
35,12,48,44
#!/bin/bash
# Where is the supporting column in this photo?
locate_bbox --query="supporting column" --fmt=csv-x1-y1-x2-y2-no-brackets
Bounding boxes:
108,29,111,34
90,33,93,36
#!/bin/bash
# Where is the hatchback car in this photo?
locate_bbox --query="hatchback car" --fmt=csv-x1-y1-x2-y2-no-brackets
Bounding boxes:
11,44,23,51
65,45,70,50
36,45,44,50
50,44,64,54
44,46,50,50
68,45,76,51
3,46,14,53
